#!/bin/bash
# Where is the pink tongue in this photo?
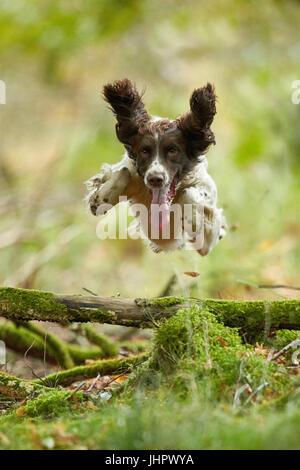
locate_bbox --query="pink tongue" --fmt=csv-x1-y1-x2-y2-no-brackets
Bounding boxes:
150,188,170,230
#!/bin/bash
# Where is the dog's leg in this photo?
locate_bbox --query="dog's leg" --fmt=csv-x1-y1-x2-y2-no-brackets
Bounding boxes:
86,164,130,216
178,186,226,255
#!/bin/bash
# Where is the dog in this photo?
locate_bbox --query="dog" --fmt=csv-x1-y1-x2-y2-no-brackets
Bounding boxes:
86,79,226,255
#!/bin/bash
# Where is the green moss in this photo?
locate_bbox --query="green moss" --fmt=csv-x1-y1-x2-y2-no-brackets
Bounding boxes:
132,306,291,403
68,344,106,363
0,320,107,365
204,299,300,331
247,329,300,353
0,287,120,324
118,340,149,354
0,287,69,323
0,372,46,399
23,389,84,418
270,330,300,350
143,296,185,308
34,354,148,387
82,324,118,357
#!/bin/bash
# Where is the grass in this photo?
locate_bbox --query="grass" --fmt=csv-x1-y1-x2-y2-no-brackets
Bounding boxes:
1,391,300,450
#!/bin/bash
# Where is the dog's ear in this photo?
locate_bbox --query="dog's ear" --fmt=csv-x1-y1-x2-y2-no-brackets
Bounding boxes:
177,83,216,158
103,79,150,151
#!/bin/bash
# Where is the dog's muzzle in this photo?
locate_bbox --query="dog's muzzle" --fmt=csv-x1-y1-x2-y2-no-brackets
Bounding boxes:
146,172,166,189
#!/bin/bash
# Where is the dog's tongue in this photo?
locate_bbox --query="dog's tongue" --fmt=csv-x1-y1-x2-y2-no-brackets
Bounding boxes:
150,188,170,230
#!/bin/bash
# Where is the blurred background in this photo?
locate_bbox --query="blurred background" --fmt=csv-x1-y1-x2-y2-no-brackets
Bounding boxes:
0,0,299,301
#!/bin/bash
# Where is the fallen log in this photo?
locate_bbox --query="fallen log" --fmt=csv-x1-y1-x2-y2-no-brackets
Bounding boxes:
33,354,147,387
0,287,299,331
0,320,112,365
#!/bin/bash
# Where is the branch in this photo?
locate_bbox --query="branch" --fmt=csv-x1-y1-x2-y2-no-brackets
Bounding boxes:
78,324,118,357
0,320,108,365
0,287,299,331
268,337,300,362
33,354,147,387
22,322,74,369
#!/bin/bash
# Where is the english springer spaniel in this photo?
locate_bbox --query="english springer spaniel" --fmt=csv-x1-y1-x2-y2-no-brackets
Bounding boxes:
86,79,226,255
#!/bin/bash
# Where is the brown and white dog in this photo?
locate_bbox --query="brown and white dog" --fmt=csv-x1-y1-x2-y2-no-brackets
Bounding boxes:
86,79,226,255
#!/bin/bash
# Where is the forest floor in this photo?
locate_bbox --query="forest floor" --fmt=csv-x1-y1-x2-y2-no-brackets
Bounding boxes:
0,301,300,450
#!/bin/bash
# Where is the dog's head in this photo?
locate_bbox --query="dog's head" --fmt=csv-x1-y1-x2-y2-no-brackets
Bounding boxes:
103,78,216,206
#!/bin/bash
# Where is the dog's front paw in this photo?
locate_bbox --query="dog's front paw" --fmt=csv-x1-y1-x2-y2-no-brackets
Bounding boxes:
85,164,112,192
86,166,130,216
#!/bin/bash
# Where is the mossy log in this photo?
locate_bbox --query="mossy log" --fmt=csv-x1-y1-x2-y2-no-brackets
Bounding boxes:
79,324,118,357
0,320,108,365
0,371,47,398
33,354,147,387
0,287,299,332
22,322,74,369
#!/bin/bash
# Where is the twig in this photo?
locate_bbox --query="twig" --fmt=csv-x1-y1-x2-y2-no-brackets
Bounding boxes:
87,374,100,392
258,284,300,291
82,287,99,296
66,381,86,400
23,339,47,384
158,274,177,297
268,337,300,362
244,382,269,405
102,370,130,389
233,383,250,407
23,322,74,369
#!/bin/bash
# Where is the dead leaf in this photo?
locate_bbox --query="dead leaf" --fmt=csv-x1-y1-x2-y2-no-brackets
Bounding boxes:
86,401,98,410
16,407,26,417
254,344,269,357
230,221,240,231
115,375,128,383
184,272,200,278
217,337,228,347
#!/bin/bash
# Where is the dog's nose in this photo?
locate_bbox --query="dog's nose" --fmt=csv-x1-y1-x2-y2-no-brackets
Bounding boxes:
147,174,165,187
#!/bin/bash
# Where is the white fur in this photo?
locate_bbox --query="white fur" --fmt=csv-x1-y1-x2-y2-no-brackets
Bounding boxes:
143,134,170,188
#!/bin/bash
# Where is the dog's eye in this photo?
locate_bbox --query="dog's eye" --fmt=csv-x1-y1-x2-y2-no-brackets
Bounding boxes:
140,147,151,156
167,147,178,155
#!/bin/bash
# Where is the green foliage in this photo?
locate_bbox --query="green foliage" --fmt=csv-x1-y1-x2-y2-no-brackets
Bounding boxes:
0,0,143,80
271,330,300,350
23,389,83,419
131,306,290,401
1,390,300,449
